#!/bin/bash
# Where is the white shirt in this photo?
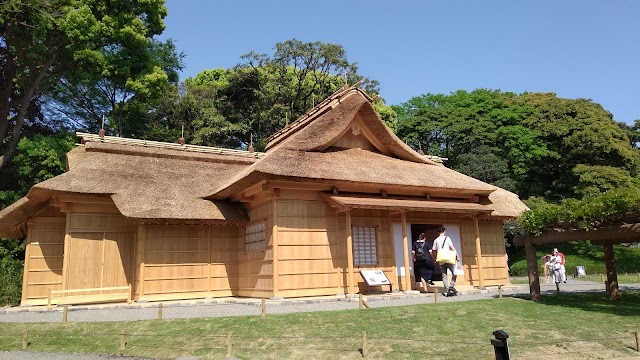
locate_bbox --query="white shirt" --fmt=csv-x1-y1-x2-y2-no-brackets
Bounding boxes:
431,235,453,251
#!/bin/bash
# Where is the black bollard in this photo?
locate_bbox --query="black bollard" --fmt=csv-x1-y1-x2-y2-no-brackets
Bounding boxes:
491,330,510,360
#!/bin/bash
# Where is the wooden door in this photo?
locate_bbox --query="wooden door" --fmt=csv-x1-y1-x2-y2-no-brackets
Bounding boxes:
66,232,135,290
66,233,104,289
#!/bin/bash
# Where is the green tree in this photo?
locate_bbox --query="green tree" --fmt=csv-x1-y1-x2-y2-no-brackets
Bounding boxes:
0,0,169,169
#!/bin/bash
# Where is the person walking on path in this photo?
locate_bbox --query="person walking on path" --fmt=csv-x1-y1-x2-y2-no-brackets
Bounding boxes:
429,226,459,297
553,248,567,283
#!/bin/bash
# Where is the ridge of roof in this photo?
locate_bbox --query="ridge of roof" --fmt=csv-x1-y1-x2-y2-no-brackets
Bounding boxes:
265,84,372,150
77,132,265,160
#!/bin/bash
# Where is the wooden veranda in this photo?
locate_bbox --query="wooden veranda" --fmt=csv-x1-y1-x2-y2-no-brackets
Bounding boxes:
514,223,640,301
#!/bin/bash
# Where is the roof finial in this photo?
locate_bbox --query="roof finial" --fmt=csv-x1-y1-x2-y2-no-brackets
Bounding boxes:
98,113,106,139
178,125,185,145
418,143,424,155
248,133,254,153
285,112,289,126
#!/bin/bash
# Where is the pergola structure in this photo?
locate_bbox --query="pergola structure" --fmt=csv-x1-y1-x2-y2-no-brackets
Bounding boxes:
514,223,640,301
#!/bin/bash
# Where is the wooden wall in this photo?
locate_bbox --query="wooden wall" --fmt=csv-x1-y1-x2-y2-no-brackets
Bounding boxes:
236,198,273,298
22,208,66,305
275,190,341,297
65,205,136,294
337,209,395,294
461,220,508,286
140,224,240,301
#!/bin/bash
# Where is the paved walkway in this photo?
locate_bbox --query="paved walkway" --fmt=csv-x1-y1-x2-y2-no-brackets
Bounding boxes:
1,280,638,359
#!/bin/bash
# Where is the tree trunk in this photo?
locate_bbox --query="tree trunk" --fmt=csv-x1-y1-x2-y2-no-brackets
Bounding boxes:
603,244,620,300
525,241,541,301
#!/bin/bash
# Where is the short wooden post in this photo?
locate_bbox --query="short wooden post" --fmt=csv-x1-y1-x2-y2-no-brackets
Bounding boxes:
434,291,439,304
22,330,28,349
226,331,233,357
127,284,132,304
261,298,266,317
62,306,68,323
47,289,52,311
600,273,604,282
498,285,503,299
359,294,364,309
635,332,639,352
119,332,126,351
157,303,163,320
361,331,368,358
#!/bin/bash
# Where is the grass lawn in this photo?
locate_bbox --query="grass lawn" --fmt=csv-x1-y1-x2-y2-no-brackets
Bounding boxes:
1,292,639,359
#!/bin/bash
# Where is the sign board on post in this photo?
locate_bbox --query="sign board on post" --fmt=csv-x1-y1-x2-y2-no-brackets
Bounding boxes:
576,266,587,277
359,270,392,294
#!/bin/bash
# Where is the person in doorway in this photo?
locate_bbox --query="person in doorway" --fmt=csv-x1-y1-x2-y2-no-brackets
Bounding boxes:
553,248,567,283
412,233,435,291
429,226,460,296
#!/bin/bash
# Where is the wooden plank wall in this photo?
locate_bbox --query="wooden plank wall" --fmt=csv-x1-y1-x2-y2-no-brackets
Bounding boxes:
461,220,508,286
142,225,240,300
236,200,273,298
66,210,136,293
337,208,395,294
275,190,341,297
22,209,66,304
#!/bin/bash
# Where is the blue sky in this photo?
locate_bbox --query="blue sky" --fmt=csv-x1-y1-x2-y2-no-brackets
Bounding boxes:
159,0,639,124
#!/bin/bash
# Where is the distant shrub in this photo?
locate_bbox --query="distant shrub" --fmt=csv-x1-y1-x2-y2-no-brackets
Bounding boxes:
0,258,23,306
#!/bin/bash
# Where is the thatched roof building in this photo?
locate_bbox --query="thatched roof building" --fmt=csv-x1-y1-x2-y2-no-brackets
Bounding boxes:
0,85,528,306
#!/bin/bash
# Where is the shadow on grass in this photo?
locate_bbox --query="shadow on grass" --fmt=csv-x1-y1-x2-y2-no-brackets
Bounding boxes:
504,290,640,317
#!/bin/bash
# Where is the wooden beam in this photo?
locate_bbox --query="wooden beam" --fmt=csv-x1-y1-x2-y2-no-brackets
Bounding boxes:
56,194,113,204
135,223,146,299
525,241,541,302
603,244,620,300
401,211,411,292
61,212,71,291
473,215,485,289
230,181,268,202
514,223,640,246
21,225,33,304
272,197,279,297
346,209,354,295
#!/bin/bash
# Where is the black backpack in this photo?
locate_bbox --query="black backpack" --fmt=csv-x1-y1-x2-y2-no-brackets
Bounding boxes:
415,241,426,261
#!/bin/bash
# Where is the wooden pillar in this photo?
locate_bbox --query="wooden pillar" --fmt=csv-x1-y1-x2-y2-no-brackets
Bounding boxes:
346,209,355,294
400,211,411,291
473,215,485,289
135,223,146,299
603,244,620,300
272,196,279,296
525,241,541,301
21,223,33,303
61,212,72,290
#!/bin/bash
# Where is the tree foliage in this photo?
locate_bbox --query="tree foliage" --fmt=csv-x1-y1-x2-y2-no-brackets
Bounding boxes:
395,90,640,199
0,0,170,169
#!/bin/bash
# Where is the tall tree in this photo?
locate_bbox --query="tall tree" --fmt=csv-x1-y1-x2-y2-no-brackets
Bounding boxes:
0,0,169,169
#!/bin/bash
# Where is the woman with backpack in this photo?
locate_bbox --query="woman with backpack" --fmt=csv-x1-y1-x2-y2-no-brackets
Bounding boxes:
412,233,435,292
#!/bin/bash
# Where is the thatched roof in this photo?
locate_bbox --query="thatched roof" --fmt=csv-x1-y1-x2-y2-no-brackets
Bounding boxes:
0,86,529,238
0,141,255,237
214,88,497,198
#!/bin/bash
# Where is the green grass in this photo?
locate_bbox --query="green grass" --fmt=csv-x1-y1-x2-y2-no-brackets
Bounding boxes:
1,292,639,359
508,243,640,277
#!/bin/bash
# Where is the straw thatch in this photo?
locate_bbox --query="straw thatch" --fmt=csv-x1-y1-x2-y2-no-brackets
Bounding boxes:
0,86,529,238
0,142,254,237
213,88,497,198
483,188,530,219
0,196,52,238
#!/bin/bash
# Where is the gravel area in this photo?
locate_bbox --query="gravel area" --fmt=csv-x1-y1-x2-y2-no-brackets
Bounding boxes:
1,280,638,359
